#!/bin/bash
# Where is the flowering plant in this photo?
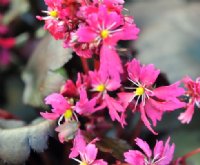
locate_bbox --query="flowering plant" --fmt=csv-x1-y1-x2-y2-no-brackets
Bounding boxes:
0,0,200,164
35,0,200,164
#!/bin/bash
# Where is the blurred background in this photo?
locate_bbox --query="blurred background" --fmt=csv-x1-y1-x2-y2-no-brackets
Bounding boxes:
0,0,200,164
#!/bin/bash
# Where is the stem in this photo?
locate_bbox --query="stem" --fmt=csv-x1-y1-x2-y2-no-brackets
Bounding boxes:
132,118,143,144
182,148,200,162
80,57,89,74
94,58,100,70
173,148,200,165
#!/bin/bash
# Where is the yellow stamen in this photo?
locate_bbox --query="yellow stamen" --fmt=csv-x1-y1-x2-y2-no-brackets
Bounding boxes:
80,162,88,165
101,30,109,39
64,109,73,119
49,10,58,18
135,87,145,96
96,84,106,92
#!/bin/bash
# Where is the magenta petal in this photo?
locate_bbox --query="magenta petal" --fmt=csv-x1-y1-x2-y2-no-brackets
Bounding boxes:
100,45,123,81
140,64,160,86
127,58,141,82
159,138,175,165
153,140,164,159
76,26,97,42
178,101,195,124
106,78,121,91
105,94,125,126
153,82,185,100
75,88,97,115
145,100,163,127
124,150,145,165
140,104,158,135
40,112,60,120
85,143,98,163
135,138,152,158
69,130,86,158
44,93,70,114
118,92,133,109
114,24,140,41
149,98,186,112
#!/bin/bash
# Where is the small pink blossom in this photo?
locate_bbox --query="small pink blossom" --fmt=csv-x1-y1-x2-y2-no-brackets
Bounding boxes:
75,87,97,116
69,131,107,165
36,0,67,40
124,137,175,165
89,70,126,126
76,5,139,46
178,76,200,124
40,93,72,120
118,59,185,134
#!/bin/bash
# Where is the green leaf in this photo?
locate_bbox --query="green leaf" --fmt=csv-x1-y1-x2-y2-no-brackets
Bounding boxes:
0,118,56,164
22,35,72,107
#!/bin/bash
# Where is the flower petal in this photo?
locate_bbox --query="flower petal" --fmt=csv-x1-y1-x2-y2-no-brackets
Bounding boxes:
124,150,145,165
135,138,152,158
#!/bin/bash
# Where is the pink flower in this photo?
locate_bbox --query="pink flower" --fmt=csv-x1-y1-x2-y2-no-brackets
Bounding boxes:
178,76,200,124
36,0,67,40
89,70,126,126
69,131,107,165
76,5,139,46
124,137,175,165
118,59,185,134
76,5,139,79
75,87,97,116
40,93,72,120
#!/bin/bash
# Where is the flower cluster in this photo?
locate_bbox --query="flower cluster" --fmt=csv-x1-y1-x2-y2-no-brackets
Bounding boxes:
37,0,139,79
38,0,200,164
118,59,185,134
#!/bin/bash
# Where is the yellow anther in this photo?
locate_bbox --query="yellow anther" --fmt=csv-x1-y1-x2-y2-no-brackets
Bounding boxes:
64,109,73,119
101,30,109,39
135,87,145,96
49,10,58,18
80,162,88,165
96,84,106,92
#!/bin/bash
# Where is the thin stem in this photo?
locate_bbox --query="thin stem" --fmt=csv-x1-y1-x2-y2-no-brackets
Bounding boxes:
80,57,89,74
132,118,143,145
182,148,200,162
94,57,100,70
173,148,200,165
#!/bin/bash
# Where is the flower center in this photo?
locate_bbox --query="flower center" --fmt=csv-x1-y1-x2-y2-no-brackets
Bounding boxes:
96,84,106,92
101,30,109,39
49,10,58,18
135,87,145,96
64,109,73,119
80,162,88,165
